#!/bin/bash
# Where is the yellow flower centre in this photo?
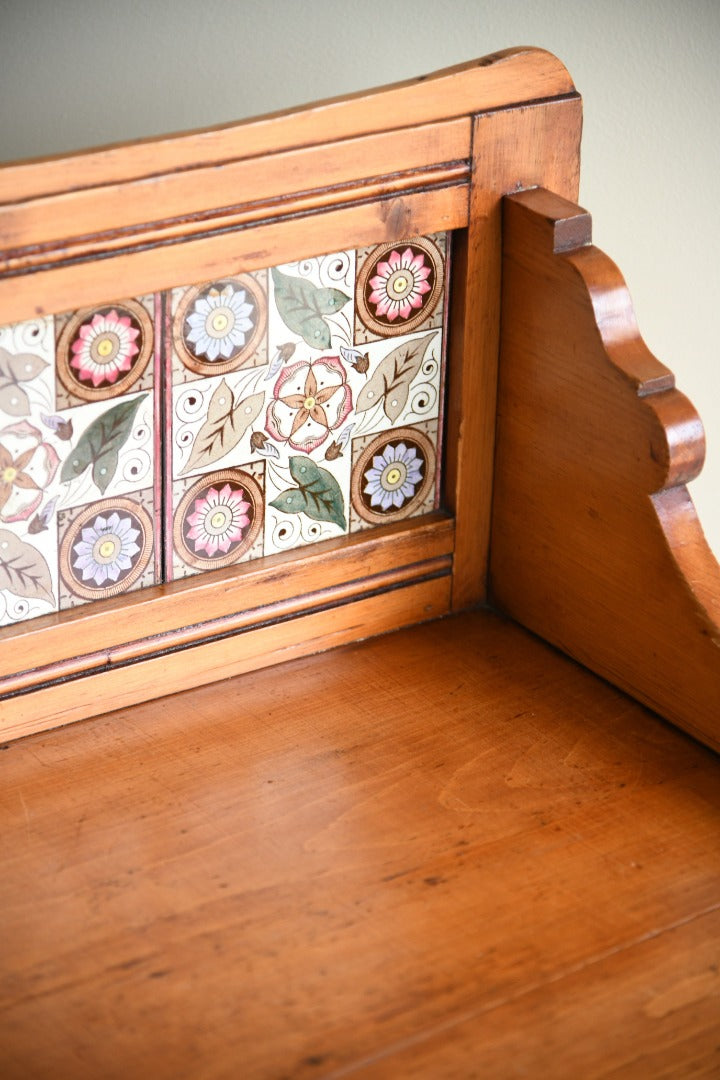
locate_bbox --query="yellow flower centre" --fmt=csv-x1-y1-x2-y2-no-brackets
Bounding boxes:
2,466,17,484
386,467,402,485
210,510,228,530
99,539,116,559
393,274,409,293
304,396,316,409
211,311,229,333
96,336,114,358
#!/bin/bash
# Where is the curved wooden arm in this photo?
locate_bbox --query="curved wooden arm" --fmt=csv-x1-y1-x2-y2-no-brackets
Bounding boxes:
492,187,720,751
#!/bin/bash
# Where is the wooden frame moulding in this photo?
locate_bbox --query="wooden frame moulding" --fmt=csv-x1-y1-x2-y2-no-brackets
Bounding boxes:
0,49,582,740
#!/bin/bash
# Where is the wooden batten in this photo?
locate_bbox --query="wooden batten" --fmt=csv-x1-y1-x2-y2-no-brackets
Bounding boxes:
445,98,582,609
0,517,455,739
0,575,452,743
491,188,720,750
0,515,454,684
0,185,470,326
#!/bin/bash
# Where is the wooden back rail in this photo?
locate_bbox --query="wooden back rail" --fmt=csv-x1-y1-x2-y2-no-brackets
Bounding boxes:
0,48,717,751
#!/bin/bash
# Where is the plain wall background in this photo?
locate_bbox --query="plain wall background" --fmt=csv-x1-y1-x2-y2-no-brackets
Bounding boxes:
1,0,718,555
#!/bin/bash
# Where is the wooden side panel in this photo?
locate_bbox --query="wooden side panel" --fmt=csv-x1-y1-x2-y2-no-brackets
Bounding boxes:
491,188,720,750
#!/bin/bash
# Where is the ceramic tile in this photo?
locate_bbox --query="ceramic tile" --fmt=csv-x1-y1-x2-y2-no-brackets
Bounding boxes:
353,234,447,345
0,299,160,625
169,271,268,386
348,418,440,532
167,270,271,578
0,315,60,626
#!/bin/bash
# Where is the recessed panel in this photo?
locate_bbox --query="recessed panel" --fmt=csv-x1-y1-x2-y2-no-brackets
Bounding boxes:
0,233,449,625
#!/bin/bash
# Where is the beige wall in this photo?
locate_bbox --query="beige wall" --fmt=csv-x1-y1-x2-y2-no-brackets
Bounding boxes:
2,0,718,554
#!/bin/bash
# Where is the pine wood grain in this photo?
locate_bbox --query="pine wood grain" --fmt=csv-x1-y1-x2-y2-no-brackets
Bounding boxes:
1,610,718,1078
491,188,720,751
0,122,470,253
0,515,454,683
445,97,581,609
0,183,468,325
0,574,451,743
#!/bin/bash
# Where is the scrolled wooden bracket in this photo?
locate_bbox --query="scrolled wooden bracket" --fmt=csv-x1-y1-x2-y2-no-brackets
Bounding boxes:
491,187,720,751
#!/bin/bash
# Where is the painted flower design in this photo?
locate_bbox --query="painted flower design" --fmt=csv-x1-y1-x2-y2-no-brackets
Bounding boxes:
72,511,141,586
0,421,60,523
266,356,352,454
368,247,432,322
186,483,251,557
363,441,424,511
185,284,254,362
70,309,140,387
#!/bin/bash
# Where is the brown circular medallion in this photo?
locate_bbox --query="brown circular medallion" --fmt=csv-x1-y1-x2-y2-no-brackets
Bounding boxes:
351,427,435,525
173,275,267,376
174,468,263,571
59,497,153,601
57,300,153,402
355,236,444,337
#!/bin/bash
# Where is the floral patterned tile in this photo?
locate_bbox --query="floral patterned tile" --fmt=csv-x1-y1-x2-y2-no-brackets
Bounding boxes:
353,235,447,345
0,301,161,626
170,271,268,386
54,298,155,409
348,419,440,532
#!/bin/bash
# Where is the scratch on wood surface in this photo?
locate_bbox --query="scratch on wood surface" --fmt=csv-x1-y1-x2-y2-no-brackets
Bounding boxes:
18,789,30,832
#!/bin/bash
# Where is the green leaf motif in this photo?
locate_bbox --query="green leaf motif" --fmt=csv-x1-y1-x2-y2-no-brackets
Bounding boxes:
270,455,346,530
273,487,311,516
0,347,49,417
61,394,147,493
271,268,350,350
289,455,323,487
181,381,264,476
355,332,437,423
0,529,54,606
92,449,119,495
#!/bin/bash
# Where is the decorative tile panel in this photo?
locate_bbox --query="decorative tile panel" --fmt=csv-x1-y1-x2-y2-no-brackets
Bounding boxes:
0,303,160,626
0,233,449,625
166,233,449,577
